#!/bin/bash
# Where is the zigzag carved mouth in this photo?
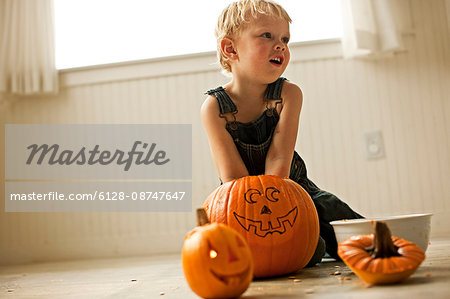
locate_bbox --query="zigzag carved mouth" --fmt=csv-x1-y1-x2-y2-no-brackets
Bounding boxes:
233,207,298,237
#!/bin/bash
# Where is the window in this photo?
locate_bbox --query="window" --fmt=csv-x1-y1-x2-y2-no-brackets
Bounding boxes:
54,0,342,69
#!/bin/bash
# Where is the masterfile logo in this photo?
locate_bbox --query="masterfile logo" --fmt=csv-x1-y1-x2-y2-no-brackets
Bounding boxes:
5,124,192,212
26,141,170,171
6,124,191,180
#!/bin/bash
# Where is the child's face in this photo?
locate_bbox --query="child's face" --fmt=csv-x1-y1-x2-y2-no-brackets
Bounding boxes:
232,14,290,83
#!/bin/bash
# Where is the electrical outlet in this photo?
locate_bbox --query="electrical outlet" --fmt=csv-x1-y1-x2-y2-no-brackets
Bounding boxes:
364,130,385,159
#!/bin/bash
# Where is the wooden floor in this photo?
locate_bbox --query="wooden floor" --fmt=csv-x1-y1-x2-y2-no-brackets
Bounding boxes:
1,238,449,298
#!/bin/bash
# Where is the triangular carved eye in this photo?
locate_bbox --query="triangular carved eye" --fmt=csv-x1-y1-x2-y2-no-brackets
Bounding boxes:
228,247,238,262
235,236,245,247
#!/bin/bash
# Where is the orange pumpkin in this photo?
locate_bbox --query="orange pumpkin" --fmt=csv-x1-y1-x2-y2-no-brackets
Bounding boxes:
182,209,253,298
338,221,425,285
203,175,319,278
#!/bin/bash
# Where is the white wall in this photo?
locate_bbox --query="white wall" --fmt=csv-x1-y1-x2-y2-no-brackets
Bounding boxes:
1,0,449,265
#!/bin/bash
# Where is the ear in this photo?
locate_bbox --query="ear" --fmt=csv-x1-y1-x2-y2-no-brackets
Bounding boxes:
220,37,238,60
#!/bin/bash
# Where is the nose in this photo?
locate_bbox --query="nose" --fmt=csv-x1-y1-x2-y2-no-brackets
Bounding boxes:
275,41,286,51
261,205,272,215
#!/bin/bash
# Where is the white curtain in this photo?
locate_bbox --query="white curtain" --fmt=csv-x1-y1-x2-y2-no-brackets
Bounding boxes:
0,0,58,96
340,0,412,59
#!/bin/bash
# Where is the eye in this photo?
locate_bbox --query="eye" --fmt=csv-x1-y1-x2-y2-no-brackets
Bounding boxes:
265,187,280,202
209,249,218,259
261,32,271,38
236,236,246,247
282,36,290,44
244,188,261,204
208,241,218,259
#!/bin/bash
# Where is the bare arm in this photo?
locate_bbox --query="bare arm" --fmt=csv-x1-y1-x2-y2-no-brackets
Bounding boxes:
201,95,249,183
264,81,303,177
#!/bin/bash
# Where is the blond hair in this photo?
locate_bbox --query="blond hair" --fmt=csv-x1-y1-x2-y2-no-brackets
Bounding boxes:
215,0,291,73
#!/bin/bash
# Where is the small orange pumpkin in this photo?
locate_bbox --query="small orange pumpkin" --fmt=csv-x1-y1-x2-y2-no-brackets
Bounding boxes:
182,208,254,298
338,221,425,285
203,175,319,278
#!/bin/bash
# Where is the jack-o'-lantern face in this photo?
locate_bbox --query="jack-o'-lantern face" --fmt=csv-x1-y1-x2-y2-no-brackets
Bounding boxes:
182,223,254,298
203,175,320,278
234,187,298,237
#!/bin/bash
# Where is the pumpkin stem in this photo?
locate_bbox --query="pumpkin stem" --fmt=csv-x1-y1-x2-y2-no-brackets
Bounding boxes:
372,221,401,258
196,208,210,226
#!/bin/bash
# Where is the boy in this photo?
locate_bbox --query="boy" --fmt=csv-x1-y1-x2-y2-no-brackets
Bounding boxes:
202,0,363,265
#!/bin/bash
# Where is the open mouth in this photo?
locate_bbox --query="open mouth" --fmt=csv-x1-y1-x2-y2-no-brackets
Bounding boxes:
233,207,298,237
210,266,251,285
269,57,283,65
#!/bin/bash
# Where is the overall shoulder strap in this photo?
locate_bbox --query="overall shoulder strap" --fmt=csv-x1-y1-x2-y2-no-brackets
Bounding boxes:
205,87,237,114
265,77,287,100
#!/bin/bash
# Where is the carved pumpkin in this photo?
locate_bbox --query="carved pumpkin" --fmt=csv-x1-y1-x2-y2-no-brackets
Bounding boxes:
338,221,425,285
182,209,253,298
203,175,319,278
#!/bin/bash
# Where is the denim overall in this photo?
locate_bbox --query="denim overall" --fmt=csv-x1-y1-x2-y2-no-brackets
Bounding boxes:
206,77,363,260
